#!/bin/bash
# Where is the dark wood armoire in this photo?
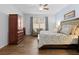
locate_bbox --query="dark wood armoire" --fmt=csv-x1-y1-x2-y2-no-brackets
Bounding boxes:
9,14,25,45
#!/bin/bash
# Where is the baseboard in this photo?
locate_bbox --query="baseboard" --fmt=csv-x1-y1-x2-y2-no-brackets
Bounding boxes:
0,43,8,49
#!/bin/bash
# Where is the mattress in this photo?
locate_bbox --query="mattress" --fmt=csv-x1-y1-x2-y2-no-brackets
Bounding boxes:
38,31,78,48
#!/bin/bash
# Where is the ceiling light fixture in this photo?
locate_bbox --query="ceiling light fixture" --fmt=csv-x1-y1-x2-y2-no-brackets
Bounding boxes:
39,4,49,11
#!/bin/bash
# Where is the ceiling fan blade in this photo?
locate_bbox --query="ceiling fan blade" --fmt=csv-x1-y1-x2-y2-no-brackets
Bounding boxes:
43,8,49,10
43,4,48,6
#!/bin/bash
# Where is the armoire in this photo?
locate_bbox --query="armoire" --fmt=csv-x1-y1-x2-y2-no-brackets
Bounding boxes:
9,14,25,45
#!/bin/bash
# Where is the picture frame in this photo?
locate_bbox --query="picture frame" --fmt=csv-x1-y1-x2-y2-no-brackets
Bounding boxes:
64,10,75,20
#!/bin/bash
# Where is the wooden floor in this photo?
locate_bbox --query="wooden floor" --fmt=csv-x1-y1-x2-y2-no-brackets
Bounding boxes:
0,36,79,55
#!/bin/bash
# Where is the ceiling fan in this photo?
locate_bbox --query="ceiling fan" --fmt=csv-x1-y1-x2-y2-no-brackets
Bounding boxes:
39,4,49,11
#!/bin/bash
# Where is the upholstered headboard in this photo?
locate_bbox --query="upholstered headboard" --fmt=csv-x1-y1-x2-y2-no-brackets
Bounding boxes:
60,18,79,35
61,18,79,25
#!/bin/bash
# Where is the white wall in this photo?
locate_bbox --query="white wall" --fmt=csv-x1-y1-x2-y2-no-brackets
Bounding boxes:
55,4,79,23
0,5,24,48
49,4,79,31
0,5,23,15
23,14,31,35
0,12,8,48
48,15,56,32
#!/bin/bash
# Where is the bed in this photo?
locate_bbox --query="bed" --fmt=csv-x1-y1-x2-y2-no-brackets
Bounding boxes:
38,31,78,48
38,18,79,48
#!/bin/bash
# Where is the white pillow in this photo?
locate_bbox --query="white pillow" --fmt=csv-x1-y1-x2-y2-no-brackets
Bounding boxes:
60,25,73,35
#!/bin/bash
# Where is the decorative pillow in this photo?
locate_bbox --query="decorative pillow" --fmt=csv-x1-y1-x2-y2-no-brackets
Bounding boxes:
70,24,78,35
74,25,79,36
59,24,73,35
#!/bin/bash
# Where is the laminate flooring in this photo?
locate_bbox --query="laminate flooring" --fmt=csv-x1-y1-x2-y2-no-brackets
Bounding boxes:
0,36,79,55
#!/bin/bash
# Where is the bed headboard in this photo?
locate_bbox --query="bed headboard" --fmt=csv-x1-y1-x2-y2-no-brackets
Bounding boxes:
61,18,79,25
60,18,79,36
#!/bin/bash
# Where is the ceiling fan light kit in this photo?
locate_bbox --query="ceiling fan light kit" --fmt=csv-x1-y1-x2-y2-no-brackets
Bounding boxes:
39,4,49,11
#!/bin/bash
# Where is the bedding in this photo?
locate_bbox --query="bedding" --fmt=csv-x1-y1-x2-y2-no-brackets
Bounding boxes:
38,31,78,48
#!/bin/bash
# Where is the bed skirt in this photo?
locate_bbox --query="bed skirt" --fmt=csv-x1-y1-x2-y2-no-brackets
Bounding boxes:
39,44,78,49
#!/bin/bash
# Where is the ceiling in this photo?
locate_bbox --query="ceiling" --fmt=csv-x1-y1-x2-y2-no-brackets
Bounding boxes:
14,4,68,15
